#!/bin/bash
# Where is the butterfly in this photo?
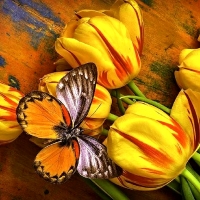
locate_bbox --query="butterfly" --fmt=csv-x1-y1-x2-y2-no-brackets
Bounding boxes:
16,63,122,183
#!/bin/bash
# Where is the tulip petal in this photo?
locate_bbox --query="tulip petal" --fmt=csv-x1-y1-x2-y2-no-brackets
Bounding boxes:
38,71,67,96
179,49,195,64
179,48,200,70
55,15,141,89
55,37,104,68
104,0,144,55
175,69,200,91
111,170,172,191
87,84,112,118
75,9,106,18
0,83,23,143
108,113,188,177
170,89,200,153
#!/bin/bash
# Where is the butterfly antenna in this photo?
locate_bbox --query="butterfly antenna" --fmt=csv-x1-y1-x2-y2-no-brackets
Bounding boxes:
82,103,102,136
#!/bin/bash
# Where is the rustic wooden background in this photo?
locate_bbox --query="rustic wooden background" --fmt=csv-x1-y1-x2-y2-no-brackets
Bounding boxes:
0,0,199,199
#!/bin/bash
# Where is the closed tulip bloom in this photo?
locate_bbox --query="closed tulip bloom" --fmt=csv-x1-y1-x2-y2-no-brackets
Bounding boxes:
170,89,200,153
38,71,67,96
0,83,24,145
104,0,144,55
55,12,141,89
38,72,112,135
107,98,199,190
175,48,200,92
80,84,112,136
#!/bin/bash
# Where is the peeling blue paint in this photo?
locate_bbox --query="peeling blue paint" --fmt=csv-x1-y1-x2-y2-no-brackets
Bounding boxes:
0,56,6,67
8,75,20,90
18,0,62,24
1,0,64,49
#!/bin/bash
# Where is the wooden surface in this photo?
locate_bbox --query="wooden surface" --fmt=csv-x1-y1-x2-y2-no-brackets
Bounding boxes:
0,0,199,199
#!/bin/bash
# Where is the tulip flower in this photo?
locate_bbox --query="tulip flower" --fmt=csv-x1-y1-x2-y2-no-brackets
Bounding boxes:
38,71,67,96
80,83,112,136
0,83,24,145
38,72,112,136
104,0,144,55
106,93,200,190
55,7,141,89
175,48,200,92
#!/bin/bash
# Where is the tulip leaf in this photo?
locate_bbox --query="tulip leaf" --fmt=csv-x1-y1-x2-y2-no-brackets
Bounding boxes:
167,180,181,195
180,176,195,200
187,181,200,200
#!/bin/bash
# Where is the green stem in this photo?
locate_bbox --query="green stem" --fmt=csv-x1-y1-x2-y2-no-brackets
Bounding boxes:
181,168,200,193
91,179,130,200
121,95,171,114
192,151,200,167
107,113,119,122
197,147,200,154
116,89,126,114
101,128,109,136
110,90,135,105
175,176,180,183
167,179,181,195
180,176,195,200
127,81,146,97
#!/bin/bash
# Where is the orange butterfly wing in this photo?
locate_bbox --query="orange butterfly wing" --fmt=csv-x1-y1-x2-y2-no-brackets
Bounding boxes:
17,91,72,139
34,139,80,183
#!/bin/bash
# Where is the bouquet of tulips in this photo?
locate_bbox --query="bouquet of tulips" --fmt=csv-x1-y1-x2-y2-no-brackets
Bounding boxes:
0,0,200,199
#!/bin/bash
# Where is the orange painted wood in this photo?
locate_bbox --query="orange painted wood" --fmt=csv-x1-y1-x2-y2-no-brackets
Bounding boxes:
0,0,199,199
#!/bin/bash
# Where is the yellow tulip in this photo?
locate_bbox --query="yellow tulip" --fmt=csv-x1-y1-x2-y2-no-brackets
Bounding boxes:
170,89,200,153
0,83,24,145
104,0,144,55
175,48,200,92
80,84,112,136
107,98,199,190
55,10,141,89
38,72,112,135
38,71,67,96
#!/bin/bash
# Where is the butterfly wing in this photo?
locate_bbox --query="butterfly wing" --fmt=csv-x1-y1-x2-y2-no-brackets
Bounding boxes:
16,91,72,139
34,139,80,184
56,63,97,128
76,134,122,179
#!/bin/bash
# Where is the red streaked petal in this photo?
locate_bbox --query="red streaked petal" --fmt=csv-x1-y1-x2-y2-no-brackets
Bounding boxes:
158,119,188,150
115,129,174,169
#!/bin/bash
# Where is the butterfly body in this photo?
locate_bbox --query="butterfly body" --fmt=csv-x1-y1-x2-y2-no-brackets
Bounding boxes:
17,63,122,184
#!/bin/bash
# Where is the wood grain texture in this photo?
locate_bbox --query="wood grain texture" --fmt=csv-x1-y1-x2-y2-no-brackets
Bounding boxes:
0,0,199,199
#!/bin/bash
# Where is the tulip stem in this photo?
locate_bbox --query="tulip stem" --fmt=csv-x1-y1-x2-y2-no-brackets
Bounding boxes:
107,113,119,121
181,168,200,193
116,89,126,114
167,179,181,195
110,90,135,105
120,95,171,114
91,179,130,200
192,152,200,167
128,81,146,97
101,128,109,136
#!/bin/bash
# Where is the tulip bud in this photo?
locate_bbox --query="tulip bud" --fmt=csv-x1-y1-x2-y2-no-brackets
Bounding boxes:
55,13,141,89
175,48,200,92
38,71,67,96
0,83,24,145
107,101,194,190
104,0,144,55
54,58,73,72
38,72,111,135
81,84,112,136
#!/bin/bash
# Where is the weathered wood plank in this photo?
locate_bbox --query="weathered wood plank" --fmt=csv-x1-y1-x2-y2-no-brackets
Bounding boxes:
0,0,199,199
